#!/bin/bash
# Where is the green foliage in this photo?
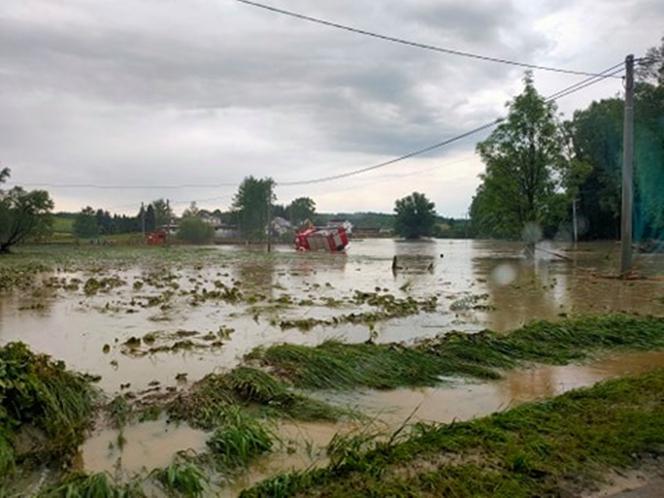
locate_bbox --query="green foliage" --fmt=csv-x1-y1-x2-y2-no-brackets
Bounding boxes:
286,197,316,226
206,407,274,468
252,315,664,390
0,342,97,483
572,98,624,239
637,35,664,85
571,38,664,241
176,216,214,244
0,432,14,478
152,460,207,497
254,341,446,390
633,82,664,240
144,204,156,232
169,366,345,429
232,176,274,242
151,198,173,227
52,215,75,234
73,207,99,239
471,73,564,239
39,472,145,498
393,192,437,239
242,369,664,497
0,169,54,252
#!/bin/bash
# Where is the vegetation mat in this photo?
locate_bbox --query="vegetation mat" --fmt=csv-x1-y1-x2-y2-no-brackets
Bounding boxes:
249,314,664,389
242,367,664,497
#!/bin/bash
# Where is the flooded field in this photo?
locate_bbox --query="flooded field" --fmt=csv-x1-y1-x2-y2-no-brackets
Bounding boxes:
1,239,663,495
1,240,662,394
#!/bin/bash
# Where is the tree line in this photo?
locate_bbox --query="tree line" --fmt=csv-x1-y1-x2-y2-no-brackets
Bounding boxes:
470,37,664,244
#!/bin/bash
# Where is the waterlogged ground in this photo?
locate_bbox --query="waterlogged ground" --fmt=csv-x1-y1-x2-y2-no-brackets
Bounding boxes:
1,239,664,494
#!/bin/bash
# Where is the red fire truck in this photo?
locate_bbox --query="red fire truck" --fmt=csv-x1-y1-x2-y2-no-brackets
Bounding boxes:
295,224,350,252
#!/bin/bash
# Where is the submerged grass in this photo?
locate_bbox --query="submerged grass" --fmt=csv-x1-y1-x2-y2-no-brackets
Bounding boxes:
152,460,208,498
250,314,664,389
169,366,348,429
206,406,274,469
0,342,97,485
38,472,146,498
242,368,664,497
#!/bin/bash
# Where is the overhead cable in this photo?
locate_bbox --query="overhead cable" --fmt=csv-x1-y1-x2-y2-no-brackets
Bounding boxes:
235,0,623,79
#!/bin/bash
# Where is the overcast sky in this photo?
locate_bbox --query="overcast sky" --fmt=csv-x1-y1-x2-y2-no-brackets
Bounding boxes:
1,0,662,217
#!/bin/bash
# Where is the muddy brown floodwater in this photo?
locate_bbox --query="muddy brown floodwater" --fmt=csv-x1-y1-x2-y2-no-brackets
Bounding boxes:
1,239,663,494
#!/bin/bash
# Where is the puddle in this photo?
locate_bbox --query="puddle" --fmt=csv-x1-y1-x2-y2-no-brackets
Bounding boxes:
80,417,209,476
349,350,664,426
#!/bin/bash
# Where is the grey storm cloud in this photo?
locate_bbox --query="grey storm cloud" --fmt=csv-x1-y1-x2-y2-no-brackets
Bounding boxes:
0,0,661,215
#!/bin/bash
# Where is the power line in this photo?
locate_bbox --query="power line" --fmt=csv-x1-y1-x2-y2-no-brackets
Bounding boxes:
545,65,624,101
276,120,503,187
12,63,625,194
235,0,622,79
276,63,624,187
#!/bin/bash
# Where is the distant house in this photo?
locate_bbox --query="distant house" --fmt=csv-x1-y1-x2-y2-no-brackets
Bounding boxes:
271,217,292,236
326,219,353,234
214,224,239,241
200,213,222,226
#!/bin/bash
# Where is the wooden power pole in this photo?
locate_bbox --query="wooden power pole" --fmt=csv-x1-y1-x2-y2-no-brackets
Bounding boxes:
620,54,635,275
266,183,272,253
141,201,146,238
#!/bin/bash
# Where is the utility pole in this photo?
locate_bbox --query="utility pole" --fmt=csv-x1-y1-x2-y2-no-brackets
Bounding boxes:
266,183,272,253
572,198,578,249
141,201,146,238
620,54,635,275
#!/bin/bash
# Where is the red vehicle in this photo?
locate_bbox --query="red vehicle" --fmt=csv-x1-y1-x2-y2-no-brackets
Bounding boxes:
146,230,167,246
295,225,349,252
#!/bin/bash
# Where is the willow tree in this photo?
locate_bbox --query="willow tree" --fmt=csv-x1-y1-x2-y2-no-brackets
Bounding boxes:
0,168,54,252
472,73,564,243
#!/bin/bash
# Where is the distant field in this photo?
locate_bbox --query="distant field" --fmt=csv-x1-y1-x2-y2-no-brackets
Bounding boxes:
52,216,74,233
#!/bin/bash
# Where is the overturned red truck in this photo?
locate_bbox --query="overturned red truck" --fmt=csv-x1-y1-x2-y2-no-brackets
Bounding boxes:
295,222,350,252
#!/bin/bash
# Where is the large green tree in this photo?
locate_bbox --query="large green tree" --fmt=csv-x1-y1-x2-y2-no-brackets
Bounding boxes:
393,192,436,239
571,36,664,241
571,98,624,239
232,176,275,242
287,197,316,226
0,168,54,252
471,73,564,240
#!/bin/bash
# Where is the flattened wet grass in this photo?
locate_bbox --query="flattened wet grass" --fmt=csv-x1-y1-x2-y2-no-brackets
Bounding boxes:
0,342,97,485
169,366,350,430
206,407,274,469
250,314,664,389
242,368,664,497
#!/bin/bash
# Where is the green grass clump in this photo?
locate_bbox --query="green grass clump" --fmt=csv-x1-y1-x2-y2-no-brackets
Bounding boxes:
242,368,664,497
169,366,346,429
206,407,274,469
38,472,145,498
0,431,14,478
251,315,664,390
0,342,97,481
252,341,446,390
152,460,208,498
